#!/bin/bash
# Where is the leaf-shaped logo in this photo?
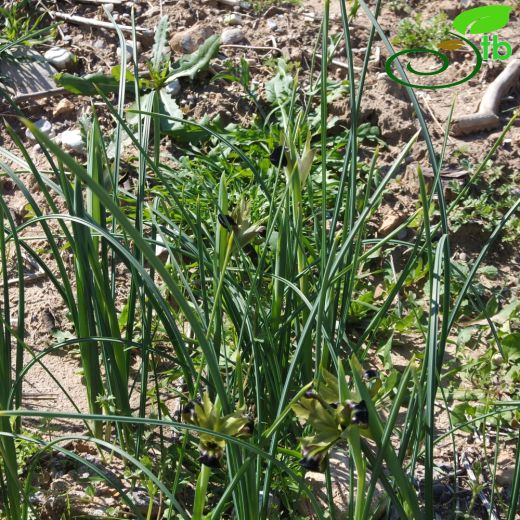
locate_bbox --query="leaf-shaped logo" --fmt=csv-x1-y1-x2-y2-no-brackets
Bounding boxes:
452,5,513,35
438,39,467,51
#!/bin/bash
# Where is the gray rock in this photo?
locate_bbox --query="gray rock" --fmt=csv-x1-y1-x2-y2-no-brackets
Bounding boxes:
50,478,69,494
25,118,52,141
165,78,181,96
131,489,160,514
221,28,245,45
170,24,214,54
44,47,74,70
266,19,278,31
224,13,243,26
116,40,141,63
59,129,85,152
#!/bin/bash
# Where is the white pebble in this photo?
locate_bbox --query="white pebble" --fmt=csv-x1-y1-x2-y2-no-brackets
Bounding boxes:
25,118,52,141
165,78,181,96
492,353,504,367
155,235,168,260
59,129,84,152
221,28,245,45
117,40,141,62
224,13,243,26
44,47,74,70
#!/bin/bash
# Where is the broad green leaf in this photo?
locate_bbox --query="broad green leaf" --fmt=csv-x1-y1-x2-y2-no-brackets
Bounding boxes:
111,64,136,83
166,34,220,83
452,5,513,35
56,67,141,96
159,89,184,133
265,59,294,104
502,333,520,362
477,265,499,279
451,403,474,433
457,326,476,346
164,113,225,144
55,71,121,96
151,15,170,72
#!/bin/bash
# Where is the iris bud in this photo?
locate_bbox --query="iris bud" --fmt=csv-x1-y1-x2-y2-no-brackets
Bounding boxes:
363,369,379,381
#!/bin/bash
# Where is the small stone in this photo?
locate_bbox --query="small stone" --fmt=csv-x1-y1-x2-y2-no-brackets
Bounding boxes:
104,3,114,13
25,118,52,141
59,129,84,152
373,284,384,299
492,353,504,367
50,478,68,494
221,28,245,45
170,24,214,54
266,19,278,31
432,483,452,503
224,13,242,26
44,47,74,70
155,235,169,261
131,489,160,514
165,78,181,96
29,491,45,505
379,212,405,236
459,252,467,262
116,40,141,62
53,98,76,118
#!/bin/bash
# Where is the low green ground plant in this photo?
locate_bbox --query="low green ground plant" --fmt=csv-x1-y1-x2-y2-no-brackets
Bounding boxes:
392,12,452,50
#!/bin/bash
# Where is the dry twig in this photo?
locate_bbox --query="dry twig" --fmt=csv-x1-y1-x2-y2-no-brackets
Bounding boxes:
46,10,153,38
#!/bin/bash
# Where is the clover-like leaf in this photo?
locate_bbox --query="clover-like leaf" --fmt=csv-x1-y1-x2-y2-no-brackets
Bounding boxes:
452,5,513,35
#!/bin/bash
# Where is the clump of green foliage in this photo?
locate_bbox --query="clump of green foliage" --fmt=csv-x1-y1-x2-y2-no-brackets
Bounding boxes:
387,0,417,14
0,0,50,46
393,13,452,49
450,165,520,243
